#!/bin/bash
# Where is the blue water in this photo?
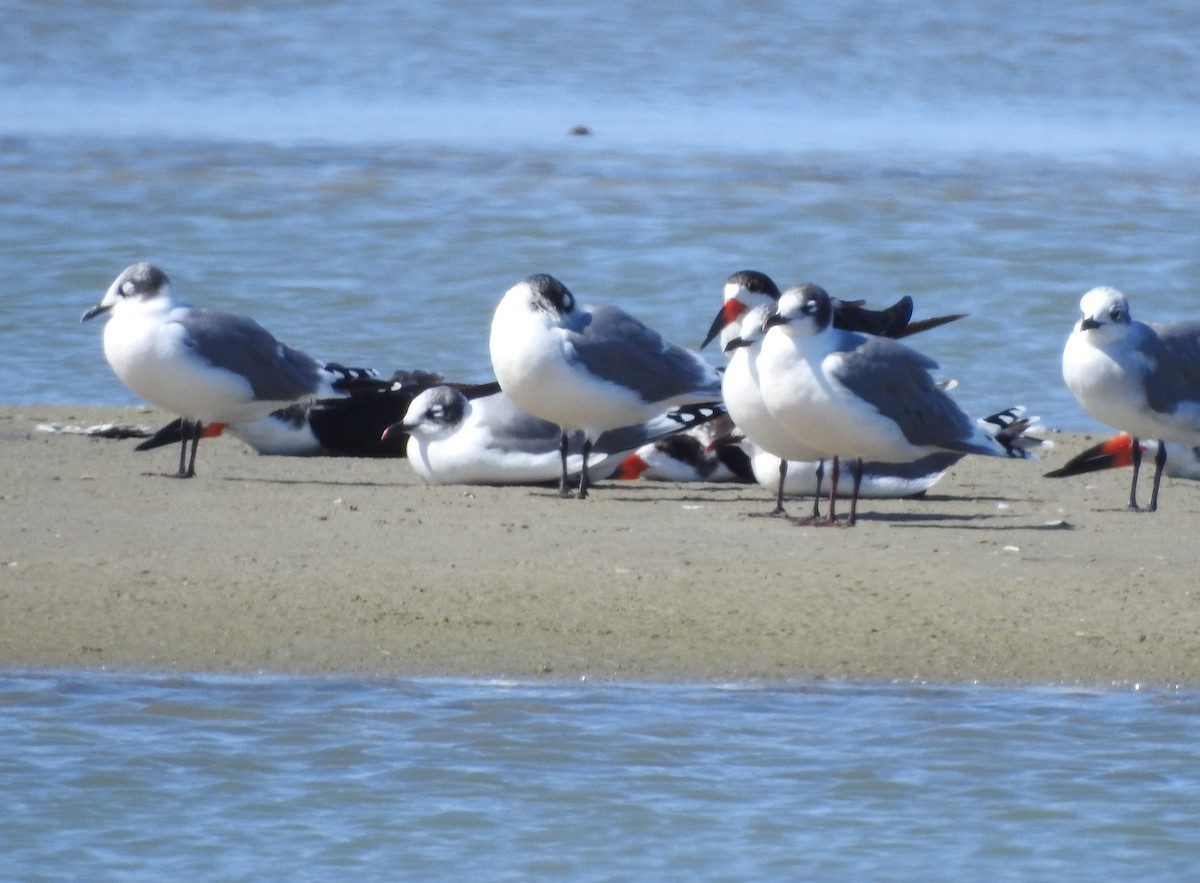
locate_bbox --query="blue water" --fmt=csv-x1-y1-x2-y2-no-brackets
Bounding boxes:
4,671,1200,882
5,2,1200,876
4,1,1200,430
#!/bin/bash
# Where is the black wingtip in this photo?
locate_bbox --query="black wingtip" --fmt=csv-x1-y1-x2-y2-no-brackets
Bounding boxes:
135,418,185,451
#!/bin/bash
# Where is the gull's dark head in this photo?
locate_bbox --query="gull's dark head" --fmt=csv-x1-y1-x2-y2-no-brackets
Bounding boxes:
701,270,782,350
522,273,576,318
82,262,172,322
386,385,469,441
765,283,833,336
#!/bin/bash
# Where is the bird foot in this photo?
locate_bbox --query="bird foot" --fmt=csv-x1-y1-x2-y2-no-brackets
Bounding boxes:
788,513,858,528
748,507,789,519
786,514,833,527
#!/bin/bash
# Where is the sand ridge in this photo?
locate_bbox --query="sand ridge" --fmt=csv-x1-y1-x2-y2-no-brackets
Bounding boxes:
2,404,1197,686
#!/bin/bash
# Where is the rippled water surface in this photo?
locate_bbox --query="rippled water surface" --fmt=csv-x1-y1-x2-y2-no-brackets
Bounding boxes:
4,4,1200,877
4,672,1200,881
3,1,1200,430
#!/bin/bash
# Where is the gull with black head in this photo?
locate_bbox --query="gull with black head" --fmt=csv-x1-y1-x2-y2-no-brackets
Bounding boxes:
700,268,964,352
489,273,723,498
82,262,380,477
714,272,966,520
756,283,1037,525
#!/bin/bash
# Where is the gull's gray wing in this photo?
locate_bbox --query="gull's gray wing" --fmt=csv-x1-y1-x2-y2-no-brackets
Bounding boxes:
564,305,722,404
180,308,324,401
832,335,977,450
472,391,568,451
1145,320,1200,420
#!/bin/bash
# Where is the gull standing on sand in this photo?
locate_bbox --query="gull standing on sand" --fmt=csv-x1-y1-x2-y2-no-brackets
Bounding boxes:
756,283,1036,525
488,273,723,498
713,272,966,520
725,303,1035,518
705,273,838,519
81,262,379,477
723,303,835,518
1062,285,1200,511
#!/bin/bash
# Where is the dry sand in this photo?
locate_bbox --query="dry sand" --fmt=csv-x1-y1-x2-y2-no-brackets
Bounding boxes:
3,403,1199,686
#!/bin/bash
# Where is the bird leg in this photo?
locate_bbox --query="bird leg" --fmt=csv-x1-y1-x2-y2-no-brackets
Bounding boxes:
185,419,202,478
844,457,864,527
824,456,841,524
578,438,592,499
752,459,790,518
1127,436,1143,510
776,459,829,524
558,431,572,497
175,419,201,478
773,459,789,515
789,457,846,527
810,459,824,520
176,420,189,477
1147,439,1167,512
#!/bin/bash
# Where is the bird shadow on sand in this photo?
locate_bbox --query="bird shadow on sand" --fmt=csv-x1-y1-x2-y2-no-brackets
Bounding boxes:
554,483,760,504
206,475,401,489
854,510,1072,530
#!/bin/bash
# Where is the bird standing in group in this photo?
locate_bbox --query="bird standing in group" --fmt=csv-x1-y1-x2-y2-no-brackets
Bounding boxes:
81,262,381,477
723,303,835,518
754,283,1035,525
488,273,723,498
710,270,966,520
1062,285,1200,511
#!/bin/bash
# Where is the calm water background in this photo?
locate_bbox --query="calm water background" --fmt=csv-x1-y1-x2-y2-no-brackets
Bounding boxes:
4,0,1200,431
4,672,1200,881
4,2,1200,878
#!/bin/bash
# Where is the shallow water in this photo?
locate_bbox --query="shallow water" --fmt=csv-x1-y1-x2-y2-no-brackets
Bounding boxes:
4,4,1200,877
3,1,1200,431
4,671,1200,881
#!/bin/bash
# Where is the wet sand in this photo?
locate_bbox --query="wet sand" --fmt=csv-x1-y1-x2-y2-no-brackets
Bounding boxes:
3,404,1198,686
